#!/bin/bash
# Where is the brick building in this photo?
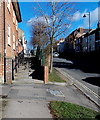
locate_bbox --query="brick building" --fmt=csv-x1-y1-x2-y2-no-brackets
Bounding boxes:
65,28,89,53
75,27,100,53
57,38,65,53
18,28,27,55
0,1,22,84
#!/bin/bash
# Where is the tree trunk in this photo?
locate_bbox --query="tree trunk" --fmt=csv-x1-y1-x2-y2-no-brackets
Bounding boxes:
50,46,53,73
49,37,53,73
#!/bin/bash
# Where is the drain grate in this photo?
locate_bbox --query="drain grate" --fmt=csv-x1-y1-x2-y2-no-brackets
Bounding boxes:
47,89,64,97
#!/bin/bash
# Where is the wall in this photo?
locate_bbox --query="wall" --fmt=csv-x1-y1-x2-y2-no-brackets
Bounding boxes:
0,2,4,83
0,1,19,84
88,33,95,51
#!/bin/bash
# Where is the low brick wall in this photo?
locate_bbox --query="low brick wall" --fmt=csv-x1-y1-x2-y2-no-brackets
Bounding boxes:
6,58,12,84
44,66,48,84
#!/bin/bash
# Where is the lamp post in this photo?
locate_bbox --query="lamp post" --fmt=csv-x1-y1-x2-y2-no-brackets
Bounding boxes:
83,12,91,52
83,12,91,31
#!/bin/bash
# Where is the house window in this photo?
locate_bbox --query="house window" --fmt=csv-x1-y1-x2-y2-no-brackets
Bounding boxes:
0,2,1,7
16,20,18,30
8,25,11,46
13,10,15,23
13,34,15,50
7,0,10,12
86,38,88,43
16,40,18,47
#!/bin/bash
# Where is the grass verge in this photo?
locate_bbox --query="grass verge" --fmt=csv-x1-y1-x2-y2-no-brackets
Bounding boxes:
49,101,100,119
49,69,66,82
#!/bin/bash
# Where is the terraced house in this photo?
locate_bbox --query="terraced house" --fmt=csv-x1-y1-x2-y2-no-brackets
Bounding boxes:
0,0,22,84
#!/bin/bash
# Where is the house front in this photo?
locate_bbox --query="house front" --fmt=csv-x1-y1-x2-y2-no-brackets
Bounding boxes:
0,0,22,84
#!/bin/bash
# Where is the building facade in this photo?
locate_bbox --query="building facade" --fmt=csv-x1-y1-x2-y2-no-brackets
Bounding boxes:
75,27,100,53
58,25,100,57
0,0,22,84
65,28,89,53
18,28,27,55
57,38,65,53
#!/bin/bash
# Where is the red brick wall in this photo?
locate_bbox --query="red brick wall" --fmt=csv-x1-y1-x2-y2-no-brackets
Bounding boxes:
5,2,18,59
0,2,4,83
0,1,19,83
5,2,19,83
6,58,12,84
44,66,48,84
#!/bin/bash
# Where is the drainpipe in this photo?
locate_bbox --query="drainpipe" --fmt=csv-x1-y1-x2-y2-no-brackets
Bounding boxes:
3,1,6,83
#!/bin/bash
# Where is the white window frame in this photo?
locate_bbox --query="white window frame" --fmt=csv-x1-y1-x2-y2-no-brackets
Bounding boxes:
13,34,15,50
16,20,18,30
13,10,15,23
0,2,1,7
7,0,11,12
8,25,11,46
16,40,18,47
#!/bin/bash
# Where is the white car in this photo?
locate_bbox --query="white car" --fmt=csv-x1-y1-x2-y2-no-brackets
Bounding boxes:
53,52,59,57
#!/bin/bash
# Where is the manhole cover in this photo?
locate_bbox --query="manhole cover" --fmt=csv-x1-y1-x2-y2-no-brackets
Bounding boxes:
47,89,64,97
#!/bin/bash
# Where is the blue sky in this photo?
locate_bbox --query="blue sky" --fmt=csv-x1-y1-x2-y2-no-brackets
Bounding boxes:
18,2,99,49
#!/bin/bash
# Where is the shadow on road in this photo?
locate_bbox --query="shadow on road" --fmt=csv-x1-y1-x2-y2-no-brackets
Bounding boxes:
82,77,100,87
53,60,100,74
53,62,74,69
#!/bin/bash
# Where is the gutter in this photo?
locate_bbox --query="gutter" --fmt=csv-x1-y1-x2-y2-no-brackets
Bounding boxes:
3,1,6,83
12,1,22,22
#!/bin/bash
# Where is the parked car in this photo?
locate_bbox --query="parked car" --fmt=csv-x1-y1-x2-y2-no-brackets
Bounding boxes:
53,52,59,57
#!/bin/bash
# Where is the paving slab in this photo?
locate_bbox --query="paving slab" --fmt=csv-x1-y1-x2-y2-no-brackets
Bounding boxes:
2,99,52,118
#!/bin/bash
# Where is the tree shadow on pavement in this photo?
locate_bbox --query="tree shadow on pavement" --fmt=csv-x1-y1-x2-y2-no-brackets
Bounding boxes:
82,77,100,87
29,57,44,81
95,114,100,120
29,67,44,81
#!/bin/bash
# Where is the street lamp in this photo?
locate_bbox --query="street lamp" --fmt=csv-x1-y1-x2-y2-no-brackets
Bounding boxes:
83,12,91,31
83,12,91,52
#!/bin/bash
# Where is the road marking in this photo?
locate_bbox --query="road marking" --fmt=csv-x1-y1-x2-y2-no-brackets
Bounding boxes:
64,70,100,99
55,68,100,99
74,80,100,99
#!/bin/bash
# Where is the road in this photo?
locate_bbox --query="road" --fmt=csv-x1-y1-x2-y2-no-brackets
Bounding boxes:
53,57,100,106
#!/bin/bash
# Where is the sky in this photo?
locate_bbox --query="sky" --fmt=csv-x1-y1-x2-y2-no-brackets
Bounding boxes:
18,1,99,50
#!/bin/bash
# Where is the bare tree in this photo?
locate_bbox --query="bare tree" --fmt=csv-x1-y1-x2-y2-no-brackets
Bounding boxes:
30,1,76,73
30,18,51,67
31,21,49,47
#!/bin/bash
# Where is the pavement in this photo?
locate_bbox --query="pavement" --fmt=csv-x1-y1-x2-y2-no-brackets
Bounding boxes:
55,67,100,108
0,61,100,119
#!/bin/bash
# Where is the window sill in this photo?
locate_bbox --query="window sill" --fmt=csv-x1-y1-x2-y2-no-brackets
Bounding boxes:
8,44,11,47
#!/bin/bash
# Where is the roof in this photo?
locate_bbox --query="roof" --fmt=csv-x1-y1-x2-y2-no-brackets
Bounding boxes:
12,0,22,22
75,33,83,38
66,27,88,38
78,28,100,39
